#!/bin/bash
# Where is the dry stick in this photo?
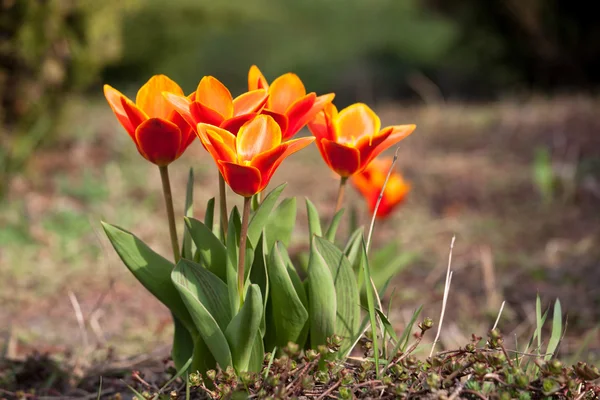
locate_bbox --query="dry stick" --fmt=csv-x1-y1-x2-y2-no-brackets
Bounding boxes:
238,197,252,305
492,301,506,331
159,165,180,263
429,235,455,358
316,379,343,400
68,291,89,349
218,172,229,235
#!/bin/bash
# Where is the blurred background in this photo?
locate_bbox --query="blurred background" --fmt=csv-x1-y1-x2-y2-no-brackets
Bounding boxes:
1,0,600,362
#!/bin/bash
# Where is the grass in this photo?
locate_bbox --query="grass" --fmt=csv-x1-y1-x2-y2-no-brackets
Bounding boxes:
1,95,600,366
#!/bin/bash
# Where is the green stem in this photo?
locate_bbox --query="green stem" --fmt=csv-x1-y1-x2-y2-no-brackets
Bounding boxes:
218,172,229,235
159,165,180,263
238,196,251,306
334,176,348,214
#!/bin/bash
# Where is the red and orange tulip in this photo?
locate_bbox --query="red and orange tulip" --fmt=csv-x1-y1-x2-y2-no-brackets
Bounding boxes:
351,157,410,218
197,115,314,197
104,75,194,166
248,65,334,140
164,76,268,136
308,103,415,177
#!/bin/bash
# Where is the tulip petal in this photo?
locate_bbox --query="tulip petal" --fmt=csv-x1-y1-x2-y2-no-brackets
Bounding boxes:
135,118,182,166
236,115,282,162
233,89,268,116
196,76,234,119
335,103,381,144
262,110,288,137
307,103,337,142
163,92,197,130
268,73,306,114
220,113,257,136
364,124,416,167
190,101,225,127
104,85,137,138
260,137,315,186
282,93,315,140
355,127,392,171
249,145,286,189
219,161,262,197
121,96,148,133
248,65,269,91
321,139,360,177
136,75,184,119
168,110,195,151
197,123,237,164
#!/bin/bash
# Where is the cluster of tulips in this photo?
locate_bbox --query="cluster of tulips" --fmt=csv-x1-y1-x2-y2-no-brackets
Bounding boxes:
101,66,416,374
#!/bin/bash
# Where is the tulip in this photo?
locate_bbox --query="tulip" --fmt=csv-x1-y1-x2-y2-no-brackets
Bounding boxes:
351,157,410,219
104,74,194,262
197,114,314,304
248,65,334,140
308,102,415,213
197,115,314,197
164,75,269,233
104,75,194,166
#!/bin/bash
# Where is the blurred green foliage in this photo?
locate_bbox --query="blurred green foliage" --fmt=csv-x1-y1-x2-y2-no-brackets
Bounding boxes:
0,0,134,197
105,0,458,100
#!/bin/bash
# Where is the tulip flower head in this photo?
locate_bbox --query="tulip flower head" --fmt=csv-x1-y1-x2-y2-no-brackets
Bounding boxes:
104,75,194,166
308,103,415,177
197,115,314,197
351,157,410,218
248,65,334,140
164,76,268,136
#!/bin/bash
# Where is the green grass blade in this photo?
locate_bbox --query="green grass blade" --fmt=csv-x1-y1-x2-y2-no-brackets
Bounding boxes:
359,239,380,377
545,299,562,360
96,376,102,400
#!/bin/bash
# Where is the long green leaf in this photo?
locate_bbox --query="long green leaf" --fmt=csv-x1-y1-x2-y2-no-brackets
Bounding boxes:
101,222,192,329
182,168,195,260
314,237,360,356
545,299,562,360
325,208,344,242
276,242,309,308
185,217,227,281
268,243,309,348
344,227,365,277
204,197,216,232
265,197,296,250
171,314,194,373
171,260,232,369
307,239,337,348
247,183,286,247
225,285,263,372
305,198,322,239
359,238,380,376
250,233,269,333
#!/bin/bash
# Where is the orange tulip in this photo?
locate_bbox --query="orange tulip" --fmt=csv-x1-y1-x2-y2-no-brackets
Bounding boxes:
308,103,415,177
164,76,268,136
197,115,314,197
248,65,334,140
351,158,410,218
104,75,194,166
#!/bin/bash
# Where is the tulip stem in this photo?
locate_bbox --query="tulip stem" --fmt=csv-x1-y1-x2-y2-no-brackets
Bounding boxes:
334,176,348,214
218,172,229,235
238,196,251,305
159,165,180,263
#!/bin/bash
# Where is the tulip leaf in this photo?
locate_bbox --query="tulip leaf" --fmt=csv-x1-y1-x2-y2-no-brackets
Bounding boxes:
325,208,345,242
171,313,194,373
204,197,216,232
225,284,263,372
184,217,227,282
226,211,240,316
250,233,269,333
268,243,309,348
247,183,287,248
307,239,337,348
276,242,309,309
359,237,380,375
101,222,193,330
344,227,365,275
305,198,322,239
265,197,296,250
314,237,361,356
182,168,196,261
171,259,232,369
248,334,265,373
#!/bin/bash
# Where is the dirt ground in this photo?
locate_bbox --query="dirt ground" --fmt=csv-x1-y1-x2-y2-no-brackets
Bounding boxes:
1,95,600,369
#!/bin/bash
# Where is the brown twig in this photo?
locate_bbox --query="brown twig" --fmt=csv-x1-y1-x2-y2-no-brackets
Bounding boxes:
316,378,342,400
